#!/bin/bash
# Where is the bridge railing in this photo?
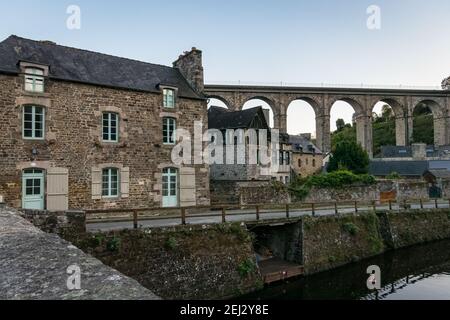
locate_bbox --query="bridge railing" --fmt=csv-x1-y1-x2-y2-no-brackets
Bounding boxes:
206,81,443,90
85,198,450,230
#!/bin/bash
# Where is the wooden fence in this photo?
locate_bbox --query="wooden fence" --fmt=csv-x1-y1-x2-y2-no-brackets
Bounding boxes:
85,198,450,229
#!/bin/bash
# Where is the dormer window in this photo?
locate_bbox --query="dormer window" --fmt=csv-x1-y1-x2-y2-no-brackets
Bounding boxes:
163,88,175,108
24,68,45,93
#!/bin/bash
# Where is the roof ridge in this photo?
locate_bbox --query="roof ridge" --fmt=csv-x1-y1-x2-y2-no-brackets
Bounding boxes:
5,35,175,71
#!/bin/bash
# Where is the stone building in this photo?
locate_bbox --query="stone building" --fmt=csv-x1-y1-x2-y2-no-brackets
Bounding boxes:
207,106,292,184
289,134,323,178
0,35,210,210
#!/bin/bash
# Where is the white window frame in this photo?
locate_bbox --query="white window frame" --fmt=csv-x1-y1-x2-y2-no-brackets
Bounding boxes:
102,112,119,142
23,105,45,140
24,68,45,93
163,117,177,145
163,88,176,108
102,168,120,198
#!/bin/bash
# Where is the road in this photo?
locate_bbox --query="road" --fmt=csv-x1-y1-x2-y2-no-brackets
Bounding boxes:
86,201,450,232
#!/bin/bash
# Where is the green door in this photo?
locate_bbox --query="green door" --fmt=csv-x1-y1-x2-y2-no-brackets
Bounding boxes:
22,169,45,210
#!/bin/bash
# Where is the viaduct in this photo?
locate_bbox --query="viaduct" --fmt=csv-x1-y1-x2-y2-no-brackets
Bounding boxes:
204,84,450,157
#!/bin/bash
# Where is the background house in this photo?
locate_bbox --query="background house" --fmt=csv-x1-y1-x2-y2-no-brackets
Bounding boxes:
289,134,323,178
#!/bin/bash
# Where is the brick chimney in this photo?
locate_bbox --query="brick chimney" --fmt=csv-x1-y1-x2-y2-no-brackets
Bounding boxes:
173,47,204,93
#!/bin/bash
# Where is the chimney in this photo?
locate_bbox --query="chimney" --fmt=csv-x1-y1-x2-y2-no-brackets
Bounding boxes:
300,133,312,141
412,143,427,160
173,47,204,93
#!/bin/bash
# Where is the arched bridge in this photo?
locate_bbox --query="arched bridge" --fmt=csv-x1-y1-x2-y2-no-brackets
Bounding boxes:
204,84,450,157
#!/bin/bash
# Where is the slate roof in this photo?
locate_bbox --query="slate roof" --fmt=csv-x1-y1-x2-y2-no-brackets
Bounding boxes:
208,106,268,130
424,169,450,180
369,160,429,177
0,35,203,99
289,135,322,154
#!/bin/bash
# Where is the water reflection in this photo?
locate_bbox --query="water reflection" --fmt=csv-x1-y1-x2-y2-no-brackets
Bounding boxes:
242,239,450,300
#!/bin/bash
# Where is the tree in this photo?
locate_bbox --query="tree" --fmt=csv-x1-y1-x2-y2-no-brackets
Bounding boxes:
328,140,369,174
412,103,434,145
336,118,346,132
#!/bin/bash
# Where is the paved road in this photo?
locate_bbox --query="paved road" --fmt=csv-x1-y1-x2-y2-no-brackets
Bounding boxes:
87,201,450,232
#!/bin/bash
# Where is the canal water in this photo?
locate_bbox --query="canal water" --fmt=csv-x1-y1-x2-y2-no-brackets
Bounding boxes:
243,239,450,300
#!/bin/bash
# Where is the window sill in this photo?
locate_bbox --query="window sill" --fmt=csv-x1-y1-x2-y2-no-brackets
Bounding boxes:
21,90,50,98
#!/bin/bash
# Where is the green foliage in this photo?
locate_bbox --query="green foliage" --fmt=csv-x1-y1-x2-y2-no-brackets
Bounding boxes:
386,172,401,180
289,170,376,199
336,119,347,132
328,140,369,174
237,259,257,278
412,114,434,145
106,237,121,252
331,124,357,148
328,256,337,263
342,222,359,236
165,236,178,250
307,170,375,188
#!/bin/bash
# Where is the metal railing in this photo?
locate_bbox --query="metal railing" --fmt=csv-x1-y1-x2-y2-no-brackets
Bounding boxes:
85,198,450,230
205,81,443,90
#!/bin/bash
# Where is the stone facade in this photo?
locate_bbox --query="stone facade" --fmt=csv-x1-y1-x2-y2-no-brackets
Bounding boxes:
0,43,210,210
291,152,323,178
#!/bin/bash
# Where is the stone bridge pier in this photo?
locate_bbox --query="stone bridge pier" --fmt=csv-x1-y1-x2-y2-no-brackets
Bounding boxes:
204,85,450,158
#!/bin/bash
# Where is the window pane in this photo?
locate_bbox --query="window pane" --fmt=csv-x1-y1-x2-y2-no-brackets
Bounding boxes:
35,130,43,138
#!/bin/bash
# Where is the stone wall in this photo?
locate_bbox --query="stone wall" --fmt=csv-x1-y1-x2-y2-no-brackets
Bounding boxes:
0,74,210,210
0,206,158,300
74,223,262,300
210,180,290,205
19,209,86,243
384,210,450,249
304,180,431,203
300,209,450,275
301,212,385,274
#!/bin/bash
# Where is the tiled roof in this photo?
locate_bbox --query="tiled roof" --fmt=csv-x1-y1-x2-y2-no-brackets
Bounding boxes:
0,35,203,99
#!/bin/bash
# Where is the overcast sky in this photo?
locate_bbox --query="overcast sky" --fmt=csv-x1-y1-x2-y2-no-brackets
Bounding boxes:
1,0,449,135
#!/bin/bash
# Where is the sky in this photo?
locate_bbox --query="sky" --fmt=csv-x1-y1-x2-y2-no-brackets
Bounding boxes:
1,0,450,135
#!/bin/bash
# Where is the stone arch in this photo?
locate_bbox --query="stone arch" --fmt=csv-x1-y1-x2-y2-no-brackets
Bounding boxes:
411,99,446,146
329,96,371,156
286,97,320,138
206,95,232,109
242,96,276,128
370,97,406,153
328,96,365,117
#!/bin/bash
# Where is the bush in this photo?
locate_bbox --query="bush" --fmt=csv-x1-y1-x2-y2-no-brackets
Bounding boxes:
288,170,375,199
328,140,369,174
165,236,178,250
342,222,359,236
237,259,256,278
386,172,401,180
106,237,121,252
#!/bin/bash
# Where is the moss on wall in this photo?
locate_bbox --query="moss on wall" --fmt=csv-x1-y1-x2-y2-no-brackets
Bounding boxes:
302,212,385,275
75,223,262,300
385,210,450,249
